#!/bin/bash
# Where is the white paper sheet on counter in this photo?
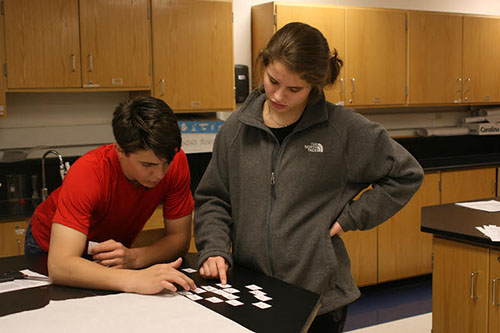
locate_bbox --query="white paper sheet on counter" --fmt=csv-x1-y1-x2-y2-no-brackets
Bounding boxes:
455,200,500,212
476,225,500,242
0,292,253,333
0,269,50,293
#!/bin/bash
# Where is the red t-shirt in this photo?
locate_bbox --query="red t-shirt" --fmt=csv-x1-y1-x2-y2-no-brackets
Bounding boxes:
31,144,194,251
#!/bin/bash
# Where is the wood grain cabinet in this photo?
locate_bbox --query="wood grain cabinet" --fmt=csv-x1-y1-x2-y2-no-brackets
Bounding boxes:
0,219,28,258
345,8,407,106
3,0,151,90
408,11,500,105
408,11,463,104
440,167,497,204
378,172,440,283
251,2,346,105
463,16,500,104
252,4,406,107
79,0,151,89
490,250,500,333
151,0,234,112
433,237,489,333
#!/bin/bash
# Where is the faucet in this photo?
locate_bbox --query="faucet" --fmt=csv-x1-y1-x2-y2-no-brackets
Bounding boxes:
41,150,70,201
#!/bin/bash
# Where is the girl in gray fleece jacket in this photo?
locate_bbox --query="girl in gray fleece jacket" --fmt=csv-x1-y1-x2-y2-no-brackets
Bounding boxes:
194,22,423,332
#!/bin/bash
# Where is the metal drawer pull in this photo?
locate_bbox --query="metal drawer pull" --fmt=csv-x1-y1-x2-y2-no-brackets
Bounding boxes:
493,278,499,306
339,78,344,94
160,79,165,96
88,54,93,72
71,54,76,72
470,272,478,299
458,77,462,92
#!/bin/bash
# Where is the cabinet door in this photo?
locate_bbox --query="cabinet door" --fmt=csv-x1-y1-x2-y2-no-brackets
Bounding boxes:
0,11,6,118
378,172,440,282
490,250,500,333
0,220,28,257
408,11,463,104
433,237,488,333
342,228,377,286
79,0,151,88
152,0,234,111
463,16,500,104
275,4,345,105
3,0,81,88
441,168,497,204
346,8,406,106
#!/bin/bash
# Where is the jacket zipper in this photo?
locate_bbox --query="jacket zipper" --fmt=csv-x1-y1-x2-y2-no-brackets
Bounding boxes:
267,134,293,278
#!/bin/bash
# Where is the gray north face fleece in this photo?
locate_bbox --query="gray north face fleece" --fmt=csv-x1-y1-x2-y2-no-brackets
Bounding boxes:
194,89,424,314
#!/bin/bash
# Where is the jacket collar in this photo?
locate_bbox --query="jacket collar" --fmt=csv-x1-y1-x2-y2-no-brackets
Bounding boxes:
237,88,329,132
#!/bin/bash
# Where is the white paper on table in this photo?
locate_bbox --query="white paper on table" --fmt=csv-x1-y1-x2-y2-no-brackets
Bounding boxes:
0,292,253,333
476,225,500,241
455,200,500,212
0,269,50,294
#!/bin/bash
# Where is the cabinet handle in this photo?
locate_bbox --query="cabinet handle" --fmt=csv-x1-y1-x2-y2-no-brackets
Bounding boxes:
339,77,344,95
88,54,93,72
160,79,165,96
471,272,478,299
493,278,499,306
465,78,471,93
351,77,356,94
71,54,76,72
457,78,462,93
17,239,21,255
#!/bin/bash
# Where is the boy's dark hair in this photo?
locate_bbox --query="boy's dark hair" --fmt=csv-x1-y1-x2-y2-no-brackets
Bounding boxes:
112,96,181,163
256,22,343,102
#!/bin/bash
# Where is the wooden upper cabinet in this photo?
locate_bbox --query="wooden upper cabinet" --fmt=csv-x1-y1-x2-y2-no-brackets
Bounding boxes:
463,16,500,104
274,4,346,105
79,0,151,88
408,11,463,104
3,0,81,88
441,167,497,204
151,0,234,112
345,8,407,106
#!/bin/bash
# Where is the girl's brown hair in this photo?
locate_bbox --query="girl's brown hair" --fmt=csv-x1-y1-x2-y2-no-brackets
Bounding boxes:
256,22,343,101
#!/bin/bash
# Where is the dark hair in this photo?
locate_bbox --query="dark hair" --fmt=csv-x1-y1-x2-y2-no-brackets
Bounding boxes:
112,96,181,163
256,22,343,101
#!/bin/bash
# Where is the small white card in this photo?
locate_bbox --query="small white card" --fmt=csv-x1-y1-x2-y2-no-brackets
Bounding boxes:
252,301,272,309
202,286,218,291
87,241,99,255
249,290,266,296
254,294,272,302
177,290,193,296
185,294,203,301
245,284,263,291
193,287,207,294
205,297,224,304
216,283,231,288
181,268,197,273
226,299,244,306
218,291,239,300
223,287,240,294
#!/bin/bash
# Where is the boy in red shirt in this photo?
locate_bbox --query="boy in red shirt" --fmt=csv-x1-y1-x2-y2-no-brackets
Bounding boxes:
26,96,196,294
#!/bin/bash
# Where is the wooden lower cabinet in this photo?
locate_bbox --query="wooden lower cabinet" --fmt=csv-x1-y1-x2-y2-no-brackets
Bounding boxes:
342,228,378,286
132,206,197,253
433,237,489,333
378,172,439,282
490,250,500,333
0,219,28,257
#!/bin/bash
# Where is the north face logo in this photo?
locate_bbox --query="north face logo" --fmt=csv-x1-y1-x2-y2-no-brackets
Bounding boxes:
304,142,324,153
